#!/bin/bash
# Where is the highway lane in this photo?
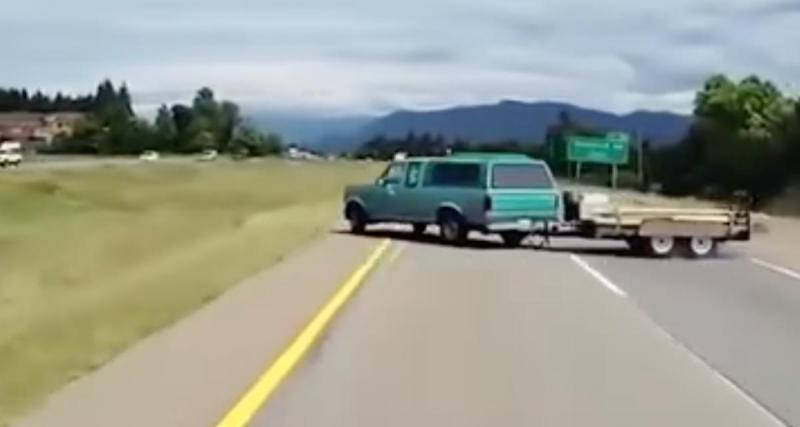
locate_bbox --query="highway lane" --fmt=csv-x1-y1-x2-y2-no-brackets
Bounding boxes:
580,242,800,426
251,234,783,427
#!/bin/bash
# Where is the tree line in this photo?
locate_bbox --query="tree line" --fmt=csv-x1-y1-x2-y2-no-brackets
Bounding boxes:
44,80,282,157
0,88,97,113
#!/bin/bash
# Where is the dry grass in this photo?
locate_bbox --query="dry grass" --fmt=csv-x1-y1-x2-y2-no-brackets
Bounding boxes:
0,159,381,424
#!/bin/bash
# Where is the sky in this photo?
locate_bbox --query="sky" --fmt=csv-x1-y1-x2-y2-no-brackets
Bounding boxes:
2,0,798,116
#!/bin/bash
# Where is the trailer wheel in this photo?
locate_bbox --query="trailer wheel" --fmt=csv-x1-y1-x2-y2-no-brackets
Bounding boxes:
647,236,676,257
687,237,716,258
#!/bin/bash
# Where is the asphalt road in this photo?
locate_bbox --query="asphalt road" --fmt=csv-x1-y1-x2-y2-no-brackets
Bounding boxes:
14,228,800,427
254,231,796,427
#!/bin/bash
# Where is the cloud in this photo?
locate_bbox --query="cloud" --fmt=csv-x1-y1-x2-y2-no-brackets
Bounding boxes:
1,0,797,115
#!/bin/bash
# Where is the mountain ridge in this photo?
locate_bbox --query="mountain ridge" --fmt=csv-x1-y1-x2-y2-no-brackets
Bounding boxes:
251,100,691,153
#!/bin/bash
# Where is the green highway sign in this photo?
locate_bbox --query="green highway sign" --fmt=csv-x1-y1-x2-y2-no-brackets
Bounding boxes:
566,133,630,165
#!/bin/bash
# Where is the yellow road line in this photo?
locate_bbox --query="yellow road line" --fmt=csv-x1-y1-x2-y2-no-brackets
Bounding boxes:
215,239,392,427
385,242,407,266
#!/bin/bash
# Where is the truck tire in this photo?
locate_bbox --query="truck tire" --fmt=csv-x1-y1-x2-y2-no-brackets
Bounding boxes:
346,204,368,234
500,232,526,248
438,211,467,245
647,236,676,258
686,237,717,258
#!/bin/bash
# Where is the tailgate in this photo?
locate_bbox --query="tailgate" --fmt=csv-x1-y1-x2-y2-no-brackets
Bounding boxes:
488,162,560,221
489,190,560,220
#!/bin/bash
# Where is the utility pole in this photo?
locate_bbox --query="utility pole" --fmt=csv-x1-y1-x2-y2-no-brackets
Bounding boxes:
611,164,618,190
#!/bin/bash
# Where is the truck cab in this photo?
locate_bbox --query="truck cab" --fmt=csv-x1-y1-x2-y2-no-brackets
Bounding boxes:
344,153,561,245
0,141,23,168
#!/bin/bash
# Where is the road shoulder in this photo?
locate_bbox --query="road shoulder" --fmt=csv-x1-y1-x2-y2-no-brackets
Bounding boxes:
14,232,379,427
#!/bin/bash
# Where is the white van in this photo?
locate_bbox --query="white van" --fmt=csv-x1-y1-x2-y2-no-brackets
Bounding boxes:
0,141,23,168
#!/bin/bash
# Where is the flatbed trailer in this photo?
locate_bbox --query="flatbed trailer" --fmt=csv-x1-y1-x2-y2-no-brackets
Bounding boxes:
542,192,751,258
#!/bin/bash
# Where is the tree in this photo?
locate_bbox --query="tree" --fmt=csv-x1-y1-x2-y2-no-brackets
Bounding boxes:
118,83,135,117
694,74,792,140
154,104,177,149
171,104,194,133
220,101,241,152
187,87,240,152
230,126,283,157
655,74,796,202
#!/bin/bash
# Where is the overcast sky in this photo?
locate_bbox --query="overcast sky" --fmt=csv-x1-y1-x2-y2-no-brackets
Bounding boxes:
2,0,798,116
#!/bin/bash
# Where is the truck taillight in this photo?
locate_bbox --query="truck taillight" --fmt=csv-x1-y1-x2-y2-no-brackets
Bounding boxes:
483,195,493,211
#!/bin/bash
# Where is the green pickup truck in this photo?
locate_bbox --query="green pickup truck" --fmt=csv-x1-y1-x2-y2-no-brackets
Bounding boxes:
343,153,561,246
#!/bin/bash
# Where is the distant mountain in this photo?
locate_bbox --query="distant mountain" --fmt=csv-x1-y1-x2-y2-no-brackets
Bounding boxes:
247,111,373,149
359,100,689,148
250,100,691,153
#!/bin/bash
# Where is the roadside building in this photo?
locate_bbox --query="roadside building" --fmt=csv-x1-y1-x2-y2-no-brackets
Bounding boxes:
0,112,84,150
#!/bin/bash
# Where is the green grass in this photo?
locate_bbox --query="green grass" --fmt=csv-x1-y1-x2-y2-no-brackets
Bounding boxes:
0,159,381,424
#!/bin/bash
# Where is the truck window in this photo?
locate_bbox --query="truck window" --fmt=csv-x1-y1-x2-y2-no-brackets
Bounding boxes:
492,164,553,189
426,163,482,188
405,162,422,188
379,162,405,185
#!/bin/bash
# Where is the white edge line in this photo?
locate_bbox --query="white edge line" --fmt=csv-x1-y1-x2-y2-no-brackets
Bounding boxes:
569,254,627,298
639,309,788,427
570,253,786,426
752,258,800,281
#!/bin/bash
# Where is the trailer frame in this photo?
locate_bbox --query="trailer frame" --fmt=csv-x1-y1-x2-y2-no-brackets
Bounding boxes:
532,193,751,258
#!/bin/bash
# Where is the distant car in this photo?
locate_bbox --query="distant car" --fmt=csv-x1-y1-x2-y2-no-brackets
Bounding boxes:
343,153,561,246
198,149,218,162
0,141,23,168
139,150,159,162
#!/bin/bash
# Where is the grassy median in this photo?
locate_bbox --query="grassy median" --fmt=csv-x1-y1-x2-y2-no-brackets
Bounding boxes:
0,159,380,424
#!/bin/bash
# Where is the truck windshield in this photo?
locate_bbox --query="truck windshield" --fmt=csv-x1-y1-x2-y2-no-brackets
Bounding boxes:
492,164,553,189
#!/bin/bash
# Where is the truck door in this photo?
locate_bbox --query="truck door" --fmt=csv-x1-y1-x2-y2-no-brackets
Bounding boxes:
369,162,406,220
394,161,425,220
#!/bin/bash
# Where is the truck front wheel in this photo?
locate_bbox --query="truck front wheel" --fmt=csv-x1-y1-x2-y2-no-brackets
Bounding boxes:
346,204,368,234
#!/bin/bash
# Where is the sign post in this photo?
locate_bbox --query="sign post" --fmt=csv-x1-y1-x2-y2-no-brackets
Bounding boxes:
566,133,631,189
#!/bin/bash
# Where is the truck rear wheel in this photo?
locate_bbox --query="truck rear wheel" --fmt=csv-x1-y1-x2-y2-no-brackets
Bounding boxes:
500,232,526,248
647,236,675,257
